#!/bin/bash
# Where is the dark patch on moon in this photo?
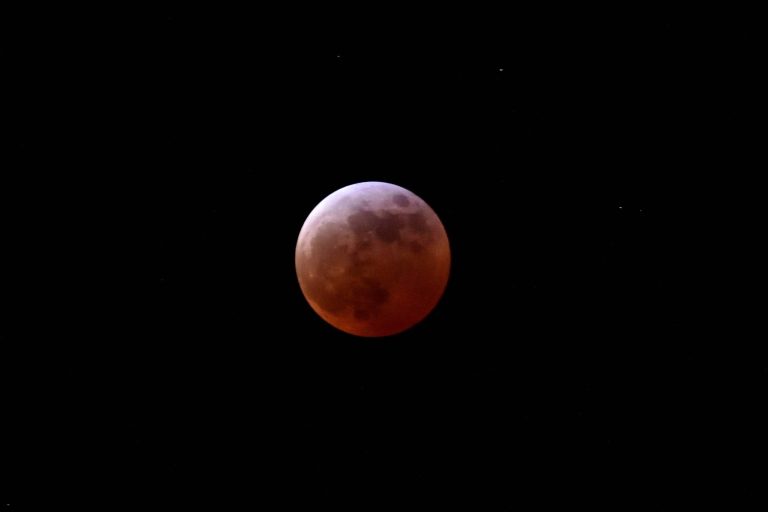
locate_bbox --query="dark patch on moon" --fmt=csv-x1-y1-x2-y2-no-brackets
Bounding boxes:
409,240,423,253
348,209,405,244
392,193,410,207
406,212,428,234
348,243,372,275
356,238,372,252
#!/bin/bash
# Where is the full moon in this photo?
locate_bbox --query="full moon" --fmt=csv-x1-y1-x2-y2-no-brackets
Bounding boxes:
295,182,451,337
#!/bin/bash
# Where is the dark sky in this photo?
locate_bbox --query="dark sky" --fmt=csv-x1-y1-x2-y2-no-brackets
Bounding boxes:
4,6,763,509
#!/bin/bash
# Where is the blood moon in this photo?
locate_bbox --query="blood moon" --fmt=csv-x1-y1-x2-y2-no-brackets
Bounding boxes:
295,182,450,337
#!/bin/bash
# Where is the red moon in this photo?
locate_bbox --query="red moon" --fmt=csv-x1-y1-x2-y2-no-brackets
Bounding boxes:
295,182,451,337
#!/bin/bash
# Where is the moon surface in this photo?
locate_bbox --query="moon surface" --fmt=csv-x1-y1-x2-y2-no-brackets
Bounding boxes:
295,182,451,337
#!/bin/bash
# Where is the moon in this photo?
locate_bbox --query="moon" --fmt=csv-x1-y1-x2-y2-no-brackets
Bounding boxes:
295,182,451,337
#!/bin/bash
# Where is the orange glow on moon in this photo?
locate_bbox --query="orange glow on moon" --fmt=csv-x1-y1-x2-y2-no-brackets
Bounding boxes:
295,182,450,337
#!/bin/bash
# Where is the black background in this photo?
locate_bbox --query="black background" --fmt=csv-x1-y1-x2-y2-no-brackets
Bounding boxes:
4,6,763,509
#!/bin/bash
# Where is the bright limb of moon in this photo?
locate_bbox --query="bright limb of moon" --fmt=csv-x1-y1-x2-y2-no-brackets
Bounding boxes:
295,182,450,337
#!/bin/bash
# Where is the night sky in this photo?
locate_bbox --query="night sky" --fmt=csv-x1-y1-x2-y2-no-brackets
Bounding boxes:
3,6,763,509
